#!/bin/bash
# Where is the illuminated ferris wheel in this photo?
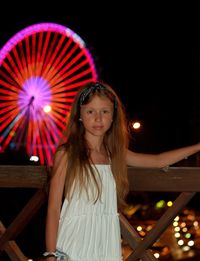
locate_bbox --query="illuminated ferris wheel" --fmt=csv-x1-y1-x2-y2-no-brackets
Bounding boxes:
0,23,97,165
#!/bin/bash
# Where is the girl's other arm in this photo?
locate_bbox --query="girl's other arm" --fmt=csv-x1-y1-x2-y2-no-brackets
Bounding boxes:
126,143,200,168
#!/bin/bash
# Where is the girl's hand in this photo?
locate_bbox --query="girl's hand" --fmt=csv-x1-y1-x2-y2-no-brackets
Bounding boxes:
45,257,56,261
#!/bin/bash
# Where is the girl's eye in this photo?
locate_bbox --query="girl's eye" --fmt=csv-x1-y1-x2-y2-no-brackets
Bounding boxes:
103,110,110,114
87,110,94,114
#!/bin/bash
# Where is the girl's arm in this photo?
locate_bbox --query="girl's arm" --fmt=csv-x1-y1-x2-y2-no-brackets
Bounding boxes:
45,150,67,259
126,143,200,168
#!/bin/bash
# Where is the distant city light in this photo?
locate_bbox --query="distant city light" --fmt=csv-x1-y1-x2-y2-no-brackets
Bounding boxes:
137,226,142,232
30,155,39,162
178,239,184,246
174,216,180,221
132,121,141,129
175,232,181,238
167,201,173,207
173,221,179,227
155,199,165,209
154,252,160,259
188,240,194,246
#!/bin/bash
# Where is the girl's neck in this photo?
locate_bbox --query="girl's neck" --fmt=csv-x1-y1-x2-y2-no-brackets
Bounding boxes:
87,143,109,164
85,136,109,164
85,136,104,152
89,149,110,164
88,146,104,153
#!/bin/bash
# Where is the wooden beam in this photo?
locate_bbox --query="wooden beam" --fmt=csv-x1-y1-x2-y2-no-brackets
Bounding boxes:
1,165,200,191
0,188,47,250
0,221,27,261
0,165,48,188
128,192,196,260
119,214,157,261
128,166,200,192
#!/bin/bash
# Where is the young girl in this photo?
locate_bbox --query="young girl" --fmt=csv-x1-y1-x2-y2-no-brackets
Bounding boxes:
44,81,200,261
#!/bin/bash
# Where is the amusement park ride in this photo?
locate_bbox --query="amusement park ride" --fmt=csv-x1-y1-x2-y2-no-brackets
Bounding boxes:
0,22,98,165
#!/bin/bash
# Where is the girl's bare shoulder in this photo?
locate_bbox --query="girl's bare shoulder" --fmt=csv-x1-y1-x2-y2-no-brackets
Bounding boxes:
52,146,68,178
54,145,68,162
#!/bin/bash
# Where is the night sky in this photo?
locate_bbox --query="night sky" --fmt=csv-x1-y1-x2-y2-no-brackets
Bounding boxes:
1,4,200,160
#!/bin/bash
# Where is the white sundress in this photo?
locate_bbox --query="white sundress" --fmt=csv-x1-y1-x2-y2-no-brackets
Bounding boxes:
56,164,122,261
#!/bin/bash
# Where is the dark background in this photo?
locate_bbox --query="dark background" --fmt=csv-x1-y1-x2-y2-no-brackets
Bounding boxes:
1,5,200,152
1,4,200,154
1,3,200,260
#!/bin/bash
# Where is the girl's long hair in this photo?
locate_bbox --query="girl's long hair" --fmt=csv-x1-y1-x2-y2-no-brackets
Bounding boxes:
55,81,129,208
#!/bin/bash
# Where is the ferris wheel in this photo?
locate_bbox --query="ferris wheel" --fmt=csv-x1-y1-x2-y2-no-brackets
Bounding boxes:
0,22,97,165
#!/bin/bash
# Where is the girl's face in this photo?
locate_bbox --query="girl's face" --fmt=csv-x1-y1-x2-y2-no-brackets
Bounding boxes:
80,95,114,138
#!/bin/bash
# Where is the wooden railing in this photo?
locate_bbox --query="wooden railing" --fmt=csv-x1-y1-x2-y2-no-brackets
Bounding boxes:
0,165,48,261
0,165,200,260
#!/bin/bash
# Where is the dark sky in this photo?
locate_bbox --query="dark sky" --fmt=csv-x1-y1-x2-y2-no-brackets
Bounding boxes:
1,4,200,157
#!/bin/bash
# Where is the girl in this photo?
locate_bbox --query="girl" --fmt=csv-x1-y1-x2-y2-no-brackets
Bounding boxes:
44,81,200,261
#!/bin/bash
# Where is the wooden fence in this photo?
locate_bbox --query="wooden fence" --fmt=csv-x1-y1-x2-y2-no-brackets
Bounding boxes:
1,165,200,260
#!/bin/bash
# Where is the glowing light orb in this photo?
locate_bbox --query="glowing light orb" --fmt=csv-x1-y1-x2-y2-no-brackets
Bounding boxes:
43,105,51,113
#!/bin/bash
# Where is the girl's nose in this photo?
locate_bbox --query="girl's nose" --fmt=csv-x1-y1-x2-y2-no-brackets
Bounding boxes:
95,112,102,121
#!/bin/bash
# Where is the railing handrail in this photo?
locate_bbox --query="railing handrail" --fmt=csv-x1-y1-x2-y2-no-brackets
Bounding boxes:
128,166,200,192
1,165,200,192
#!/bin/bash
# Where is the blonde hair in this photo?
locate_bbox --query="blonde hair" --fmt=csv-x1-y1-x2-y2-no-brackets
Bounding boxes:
55,81,129,208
